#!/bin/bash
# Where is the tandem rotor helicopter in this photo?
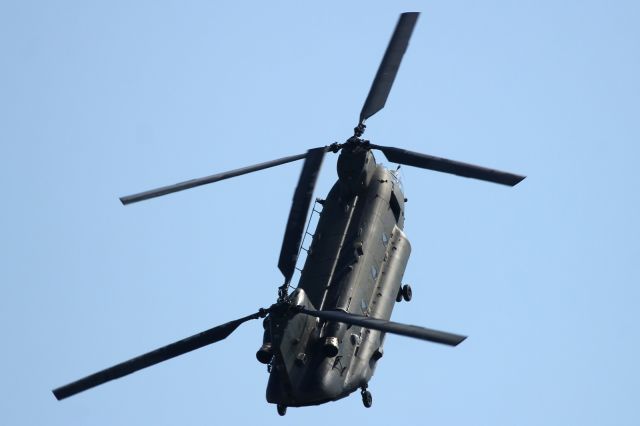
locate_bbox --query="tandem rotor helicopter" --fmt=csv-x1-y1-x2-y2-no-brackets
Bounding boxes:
53,12,525,415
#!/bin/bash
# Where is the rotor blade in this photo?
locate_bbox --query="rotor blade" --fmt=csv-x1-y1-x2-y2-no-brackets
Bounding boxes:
371,144,525,186
52,311,262,400
277,148,325,283
359,12,420,124
299,308,466,346
120,153,309,205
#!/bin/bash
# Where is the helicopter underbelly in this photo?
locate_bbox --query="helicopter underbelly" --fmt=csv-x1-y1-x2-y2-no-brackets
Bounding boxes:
266,228,411,407
266,166,412,407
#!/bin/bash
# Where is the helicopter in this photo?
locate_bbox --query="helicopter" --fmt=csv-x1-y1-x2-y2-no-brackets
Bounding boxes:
52,12,525,416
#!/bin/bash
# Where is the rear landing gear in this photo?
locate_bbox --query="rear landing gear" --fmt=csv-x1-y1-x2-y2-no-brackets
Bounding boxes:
361,387,373,408
277,404,287,416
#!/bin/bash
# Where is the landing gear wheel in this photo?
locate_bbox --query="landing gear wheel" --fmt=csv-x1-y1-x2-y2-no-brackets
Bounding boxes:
277,404,287,416
396,288,403,302
402,284,412,302
361,390,373,408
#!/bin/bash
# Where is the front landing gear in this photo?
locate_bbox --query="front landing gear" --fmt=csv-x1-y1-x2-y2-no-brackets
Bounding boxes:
402,284,412,302
277,404,287,416
361,387,373,408
396,284,412,302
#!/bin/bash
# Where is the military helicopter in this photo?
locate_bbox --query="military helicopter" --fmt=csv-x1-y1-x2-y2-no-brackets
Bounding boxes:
53,12,525,415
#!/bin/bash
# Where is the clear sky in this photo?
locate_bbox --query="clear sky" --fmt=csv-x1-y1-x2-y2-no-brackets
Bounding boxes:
2,1,639,425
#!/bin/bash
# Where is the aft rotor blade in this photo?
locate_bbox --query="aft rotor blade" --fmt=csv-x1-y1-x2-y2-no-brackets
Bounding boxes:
277,148,325,283
359,12,420,124
371,144,525,186
299,308,466,346
52,311,263,400
120,153,309,205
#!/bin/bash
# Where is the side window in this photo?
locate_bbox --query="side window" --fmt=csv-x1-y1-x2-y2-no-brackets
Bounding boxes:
389,192,401,222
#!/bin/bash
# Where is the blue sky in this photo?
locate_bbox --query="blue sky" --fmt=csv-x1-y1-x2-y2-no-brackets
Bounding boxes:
2,1,639,425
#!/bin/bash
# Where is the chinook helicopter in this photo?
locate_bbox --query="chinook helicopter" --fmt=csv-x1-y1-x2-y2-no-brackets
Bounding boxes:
53,12,525,415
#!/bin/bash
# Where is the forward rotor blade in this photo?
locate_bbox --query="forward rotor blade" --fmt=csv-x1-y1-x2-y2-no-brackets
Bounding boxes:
359,12,420,124
277,148,325,283
52,311,262,400
371,144,526,186
299,308,466,346
120,153,309,205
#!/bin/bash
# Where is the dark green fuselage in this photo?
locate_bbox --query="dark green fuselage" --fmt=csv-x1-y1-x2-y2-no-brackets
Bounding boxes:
266,151,412,407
